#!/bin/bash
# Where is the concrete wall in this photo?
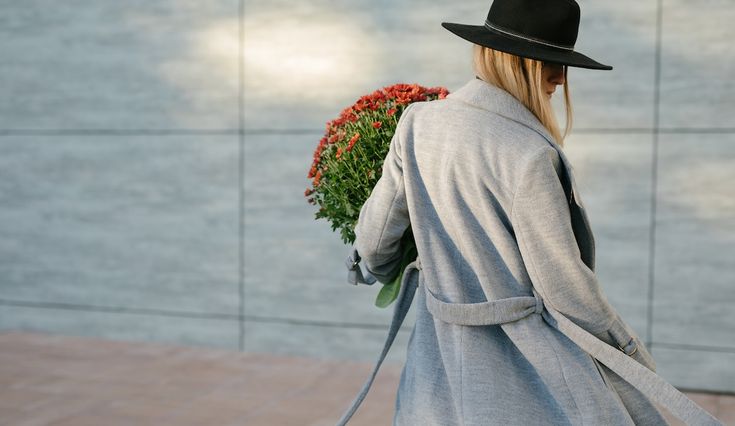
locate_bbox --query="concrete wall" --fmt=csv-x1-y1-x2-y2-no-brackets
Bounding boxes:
1,1,733,393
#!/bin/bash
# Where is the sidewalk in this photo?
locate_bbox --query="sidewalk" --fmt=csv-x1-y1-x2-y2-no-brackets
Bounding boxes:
0,331,731,425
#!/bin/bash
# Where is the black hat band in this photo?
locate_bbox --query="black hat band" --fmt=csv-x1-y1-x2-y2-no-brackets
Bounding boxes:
484,20,575,51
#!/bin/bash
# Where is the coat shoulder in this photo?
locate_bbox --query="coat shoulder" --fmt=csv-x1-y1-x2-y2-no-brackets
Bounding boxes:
416,97,553,152
409,96,560,182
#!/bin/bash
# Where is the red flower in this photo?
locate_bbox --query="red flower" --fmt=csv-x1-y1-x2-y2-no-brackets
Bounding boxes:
346,133,360,152
309,82,449,249
426,87,450,99
346,138,357,152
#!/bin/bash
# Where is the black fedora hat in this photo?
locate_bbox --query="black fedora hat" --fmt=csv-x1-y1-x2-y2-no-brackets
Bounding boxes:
442,0,612,70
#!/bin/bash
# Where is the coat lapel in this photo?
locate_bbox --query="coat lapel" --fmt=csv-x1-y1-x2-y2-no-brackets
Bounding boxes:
447,78,596,271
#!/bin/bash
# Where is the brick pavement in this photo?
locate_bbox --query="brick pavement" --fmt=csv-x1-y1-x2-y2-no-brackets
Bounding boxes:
0,332,732,425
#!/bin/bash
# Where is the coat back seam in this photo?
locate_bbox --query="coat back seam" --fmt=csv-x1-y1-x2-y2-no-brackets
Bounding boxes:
513,214,584,425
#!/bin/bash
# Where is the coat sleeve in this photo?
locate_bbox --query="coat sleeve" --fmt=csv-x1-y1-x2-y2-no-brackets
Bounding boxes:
512,146,656,371
353,106,414,284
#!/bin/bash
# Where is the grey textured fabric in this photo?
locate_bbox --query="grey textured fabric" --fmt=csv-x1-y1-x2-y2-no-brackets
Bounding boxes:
342,78,721,425
346,248,377,286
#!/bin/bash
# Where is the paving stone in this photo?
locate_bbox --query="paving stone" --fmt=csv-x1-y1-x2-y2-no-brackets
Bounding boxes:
0,332,730,425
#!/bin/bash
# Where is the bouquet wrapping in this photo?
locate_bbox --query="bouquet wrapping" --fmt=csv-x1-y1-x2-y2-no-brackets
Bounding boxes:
305,84,448,307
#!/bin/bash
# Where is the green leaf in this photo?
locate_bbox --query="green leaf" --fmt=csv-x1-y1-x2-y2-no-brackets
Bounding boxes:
375,274,402,308
374,228,417,308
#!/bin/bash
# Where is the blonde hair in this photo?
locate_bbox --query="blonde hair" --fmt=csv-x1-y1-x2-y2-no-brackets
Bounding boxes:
472,45,572,146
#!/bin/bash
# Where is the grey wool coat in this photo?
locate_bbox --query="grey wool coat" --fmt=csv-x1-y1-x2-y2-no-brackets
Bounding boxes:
339,78,721,426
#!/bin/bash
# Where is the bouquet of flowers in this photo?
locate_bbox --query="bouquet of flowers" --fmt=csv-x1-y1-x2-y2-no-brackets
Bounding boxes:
305,84,448,307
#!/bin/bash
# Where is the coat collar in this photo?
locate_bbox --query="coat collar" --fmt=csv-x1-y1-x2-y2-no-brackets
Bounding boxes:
447,77,596,270
446,77,584,209
448,77,557,144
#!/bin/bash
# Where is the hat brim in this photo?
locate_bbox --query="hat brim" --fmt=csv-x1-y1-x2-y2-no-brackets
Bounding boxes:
442,22,613,71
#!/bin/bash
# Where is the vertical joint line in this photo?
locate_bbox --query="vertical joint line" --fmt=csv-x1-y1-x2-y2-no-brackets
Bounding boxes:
238,0,246,352
647,0,663,349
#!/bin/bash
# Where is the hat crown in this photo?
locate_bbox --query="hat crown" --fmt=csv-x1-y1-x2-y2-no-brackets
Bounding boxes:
487,0,580,49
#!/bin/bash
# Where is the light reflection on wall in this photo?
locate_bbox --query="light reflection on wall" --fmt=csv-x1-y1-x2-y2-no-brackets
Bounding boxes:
244,15,380,100
199,22,241,69
153,18,240,127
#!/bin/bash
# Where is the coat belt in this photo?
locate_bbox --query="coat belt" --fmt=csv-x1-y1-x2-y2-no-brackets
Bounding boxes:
425,281,544,326
337,258,722,426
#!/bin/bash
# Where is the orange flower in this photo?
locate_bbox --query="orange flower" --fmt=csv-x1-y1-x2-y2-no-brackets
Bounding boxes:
387,108,397,116
345,133,360,152
336,147,343,159
349,133,360,144
346,141,356,152
372,121,382,129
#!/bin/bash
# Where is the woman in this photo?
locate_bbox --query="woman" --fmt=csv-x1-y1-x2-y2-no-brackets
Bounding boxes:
339,0,721,424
